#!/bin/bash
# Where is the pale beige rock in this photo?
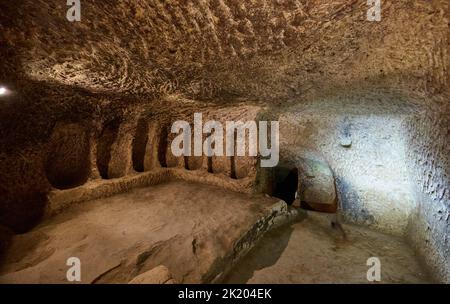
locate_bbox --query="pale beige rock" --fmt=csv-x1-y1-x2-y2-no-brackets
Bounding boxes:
128,266,175,284
287,158,338,214
298,158,336,206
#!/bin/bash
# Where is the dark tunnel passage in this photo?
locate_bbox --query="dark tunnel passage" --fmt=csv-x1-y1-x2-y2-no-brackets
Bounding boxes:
272,167,299,205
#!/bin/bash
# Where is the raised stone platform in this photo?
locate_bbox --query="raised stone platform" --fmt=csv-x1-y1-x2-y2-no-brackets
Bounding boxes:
0,181,288,284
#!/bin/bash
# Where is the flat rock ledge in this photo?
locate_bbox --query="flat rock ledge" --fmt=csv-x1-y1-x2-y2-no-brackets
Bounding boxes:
0,181,292,284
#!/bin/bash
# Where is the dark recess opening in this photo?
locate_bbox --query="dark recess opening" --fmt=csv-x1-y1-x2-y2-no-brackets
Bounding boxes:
206,132,213,173
97,119,121,179
230,130,237,179
272,167,299,205
158,126,168,167
132,119,149,172
45,124,91,189
230,156,237,179
184,156,189,170
207,157,213,173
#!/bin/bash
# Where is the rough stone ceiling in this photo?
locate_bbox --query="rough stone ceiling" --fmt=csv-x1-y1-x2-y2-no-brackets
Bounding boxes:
0,0,448,104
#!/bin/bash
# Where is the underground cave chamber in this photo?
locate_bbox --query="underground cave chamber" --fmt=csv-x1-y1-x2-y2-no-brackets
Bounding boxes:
0,1,448,284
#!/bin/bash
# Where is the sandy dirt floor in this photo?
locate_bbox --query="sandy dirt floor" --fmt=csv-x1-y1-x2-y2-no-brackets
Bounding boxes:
224,211,433,284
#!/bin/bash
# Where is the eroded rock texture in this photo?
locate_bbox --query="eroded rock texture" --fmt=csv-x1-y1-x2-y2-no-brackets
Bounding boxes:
0,0,448,282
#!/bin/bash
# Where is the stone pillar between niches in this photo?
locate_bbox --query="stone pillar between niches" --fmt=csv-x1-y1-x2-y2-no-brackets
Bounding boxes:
255,165,275,195
143,121,157,170
88,129,101,180
166,129,185,168
108,119,137,178
185,125,203,170
211,129,232,176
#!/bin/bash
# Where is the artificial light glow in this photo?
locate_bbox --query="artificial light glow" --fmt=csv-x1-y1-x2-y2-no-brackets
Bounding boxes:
0,87,6,95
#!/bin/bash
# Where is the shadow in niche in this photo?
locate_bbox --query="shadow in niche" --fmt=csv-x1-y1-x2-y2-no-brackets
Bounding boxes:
230,155,237,179
223,215,306,284
230,129,238,179
45,123,91,189
97,119,121,179
158,127,168,167
207,156,213,173
132,118,149,172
